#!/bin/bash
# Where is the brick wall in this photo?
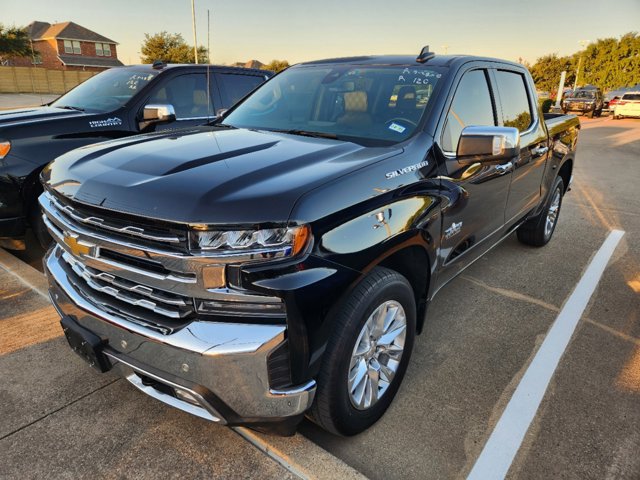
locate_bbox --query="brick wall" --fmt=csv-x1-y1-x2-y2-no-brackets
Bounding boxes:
10,39,118,71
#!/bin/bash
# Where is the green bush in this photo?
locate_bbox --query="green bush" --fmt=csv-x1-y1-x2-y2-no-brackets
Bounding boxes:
540,98,554,113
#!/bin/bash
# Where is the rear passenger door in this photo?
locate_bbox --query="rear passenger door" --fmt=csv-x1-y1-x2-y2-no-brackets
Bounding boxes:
492,68,549,224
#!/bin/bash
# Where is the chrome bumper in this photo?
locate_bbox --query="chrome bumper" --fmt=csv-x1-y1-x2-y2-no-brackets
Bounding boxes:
46,247,316,424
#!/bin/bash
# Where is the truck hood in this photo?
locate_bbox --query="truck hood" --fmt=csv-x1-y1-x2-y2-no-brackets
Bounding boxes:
0,106,83,129
43,127,402,225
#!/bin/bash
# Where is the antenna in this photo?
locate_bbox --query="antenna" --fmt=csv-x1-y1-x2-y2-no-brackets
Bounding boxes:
207,8,212,120
416,45,436,63
191,0,199,64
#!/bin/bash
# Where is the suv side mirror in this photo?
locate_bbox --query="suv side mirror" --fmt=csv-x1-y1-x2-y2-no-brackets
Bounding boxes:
456,126,520,164
140,104,176,130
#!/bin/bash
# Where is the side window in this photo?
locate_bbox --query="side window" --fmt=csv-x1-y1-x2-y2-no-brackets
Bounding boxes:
441,69,495,152
148,74,212,119
217,74,265,109
495,70,533,132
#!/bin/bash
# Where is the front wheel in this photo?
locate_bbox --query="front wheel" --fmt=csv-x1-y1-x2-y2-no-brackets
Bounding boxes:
517,176,564,247
308,267,416,436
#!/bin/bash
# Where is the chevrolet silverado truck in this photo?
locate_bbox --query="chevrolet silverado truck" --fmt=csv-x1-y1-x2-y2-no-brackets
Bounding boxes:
0,63,271,249
41,47,580,436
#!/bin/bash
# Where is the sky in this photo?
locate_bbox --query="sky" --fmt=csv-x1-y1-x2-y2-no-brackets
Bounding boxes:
3,0,640,66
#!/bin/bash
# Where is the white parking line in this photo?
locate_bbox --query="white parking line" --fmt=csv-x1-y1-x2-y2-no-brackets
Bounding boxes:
467,229,625,480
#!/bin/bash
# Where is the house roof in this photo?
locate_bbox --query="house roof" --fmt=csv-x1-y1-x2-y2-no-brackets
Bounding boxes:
58,54,124,68
28,21,118,44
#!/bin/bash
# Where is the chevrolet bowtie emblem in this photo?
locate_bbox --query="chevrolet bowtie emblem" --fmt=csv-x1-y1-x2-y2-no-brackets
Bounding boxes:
63,232,92,257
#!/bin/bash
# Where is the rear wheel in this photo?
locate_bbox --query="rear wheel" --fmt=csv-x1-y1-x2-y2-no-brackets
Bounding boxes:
517,176,564,247
308,267,416,436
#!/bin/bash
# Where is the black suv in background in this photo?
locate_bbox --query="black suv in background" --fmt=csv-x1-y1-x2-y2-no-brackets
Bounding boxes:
562,86,604,117
0,63,272,249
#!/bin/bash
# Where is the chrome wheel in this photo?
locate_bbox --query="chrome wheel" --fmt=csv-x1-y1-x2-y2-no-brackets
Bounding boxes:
348,300,407,410
545,188,561,238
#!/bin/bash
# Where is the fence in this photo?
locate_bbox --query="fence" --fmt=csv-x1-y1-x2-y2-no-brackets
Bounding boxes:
0,67,96,95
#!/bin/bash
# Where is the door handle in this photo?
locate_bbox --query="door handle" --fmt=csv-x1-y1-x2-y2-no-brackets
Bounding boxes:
531,145,549,157
495,162,513,174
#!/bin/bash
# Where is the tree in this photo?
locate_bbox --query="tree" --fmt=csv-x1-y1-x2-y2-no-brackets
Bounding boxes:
0,24,30,63
529,32,640,93
140,31,207,64
262,59,290,73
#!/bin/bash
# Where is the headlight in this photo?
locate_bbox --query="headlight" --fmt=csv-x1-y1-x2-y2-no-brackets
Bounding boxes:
0,140,10,159
189,225,310,259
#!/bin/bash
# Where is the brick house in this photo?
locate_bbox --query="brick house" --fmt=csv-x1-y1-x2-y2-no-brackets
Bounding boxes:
12,21,124,71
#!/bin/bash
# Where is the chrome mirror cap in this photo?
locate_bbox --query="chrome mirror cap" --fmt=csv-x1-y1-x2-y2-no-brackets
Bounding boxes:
456,126,520,164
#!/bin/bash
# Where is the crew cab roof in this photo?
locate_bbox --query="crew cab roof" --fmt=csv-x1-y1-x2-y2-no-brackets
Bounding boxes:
298,54,524,69
118,63,270,76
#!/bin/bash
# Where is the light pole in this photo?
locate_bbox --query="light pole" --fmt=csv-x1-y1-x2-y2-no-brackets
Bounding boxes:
191,0,199,64
573,40,589,90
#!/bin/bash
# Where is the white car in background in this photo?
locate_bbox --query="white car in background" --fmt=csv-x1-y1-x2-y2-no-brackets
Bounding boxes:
612,92,640,119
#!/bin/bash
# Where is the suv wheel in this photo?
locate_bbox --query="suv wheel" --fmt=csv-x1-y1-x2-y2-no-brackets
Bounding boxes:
308,267,416,436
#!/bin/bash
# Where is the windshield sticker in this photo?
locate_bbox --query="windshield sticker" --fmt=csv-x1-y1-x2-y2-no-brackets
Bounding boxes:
388,122,406,133
385,160,429,179
89,117,123,128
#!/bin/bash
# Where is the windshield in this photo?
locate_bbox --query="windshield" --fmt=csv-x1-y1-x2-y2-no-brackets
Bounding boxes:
51,68,158,113
223,65,443,145
573,90,596,98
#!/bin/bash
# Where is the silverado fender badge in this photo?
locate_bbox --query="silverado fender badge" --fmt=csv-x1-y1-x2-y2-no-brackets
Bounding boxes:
385,160,429,180
444,221,463,240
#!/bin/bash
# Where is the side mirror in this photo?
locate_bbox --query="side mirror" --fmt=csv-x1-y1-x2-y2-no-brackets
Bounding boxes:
456,126,520,164
140,104,176,130
216,108,228,118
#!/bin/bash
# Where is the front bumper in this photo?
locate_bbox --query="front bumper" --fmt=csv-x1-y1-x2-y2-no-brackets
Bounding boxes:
45,246,316,430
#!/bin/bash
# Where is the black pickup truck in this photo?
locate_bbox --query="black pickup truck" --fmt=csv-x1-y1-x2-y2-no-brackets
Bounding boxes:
0,63,271,249
41,48,579,436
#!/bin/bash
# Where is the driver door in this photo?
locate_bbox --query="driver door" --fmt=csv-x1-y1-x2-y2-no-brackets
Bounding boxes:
142,73,215,132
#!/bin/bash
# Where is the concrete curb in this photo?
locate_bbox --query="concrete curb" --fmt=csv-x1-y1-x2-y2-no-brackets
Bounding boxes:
234,427,367,480
0,248,49,299
0,247,367,480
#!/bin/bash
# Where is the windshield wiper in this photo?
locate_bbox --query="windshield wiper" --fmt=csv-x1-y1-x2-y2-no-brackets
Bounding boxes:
211,122,236,129
56,105,85,112
267,129,339,140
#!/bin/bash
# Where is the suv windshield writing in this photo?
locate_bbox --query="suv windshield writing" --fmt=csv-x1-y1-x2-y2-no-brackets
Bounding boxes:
223,65,443,145
51,68,158,113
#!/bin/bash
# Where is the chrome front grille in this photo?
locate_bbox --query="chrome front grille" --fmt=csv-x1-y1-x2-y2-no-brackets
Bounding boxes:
47,191,188,250
64,252,193,319
41,191,286,333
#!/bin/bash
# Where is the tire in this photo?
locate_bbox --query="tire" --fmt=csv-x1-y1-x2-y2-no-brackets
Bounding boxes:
612,114,619,120
595,108,602,117
28,193,52,249
517,176,564,247
308,267,416,436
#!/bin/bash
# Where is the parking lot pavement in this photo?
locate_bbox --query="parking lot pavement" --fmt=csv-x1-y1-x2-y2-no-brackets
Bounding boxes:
301,116,640,479
0,93,58,110
0,249,364,480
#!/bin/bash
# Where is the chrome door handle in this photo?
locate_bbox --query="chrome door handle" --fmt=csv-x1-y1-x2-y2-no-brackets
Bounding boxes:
531,145,549,157
495,162,513,174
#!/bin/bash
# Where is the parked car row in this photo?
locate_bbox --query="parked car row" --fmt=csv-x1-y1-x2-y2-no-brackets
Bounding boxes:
611,92,640,119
